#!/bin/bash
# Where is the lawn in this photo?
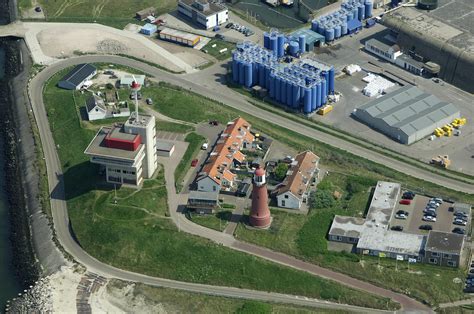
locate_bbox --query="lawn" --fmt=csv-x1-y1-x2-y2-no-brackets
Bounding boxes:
174,132,206,192
187,209,232,232
156,121,194,134
202,39,235,61
21,0,177,29
108,280,347,314
43,67,398,310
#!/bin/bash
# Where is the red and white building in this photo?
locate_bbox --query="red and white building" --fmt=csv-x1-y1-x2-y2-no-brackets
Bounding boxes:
196,117,254,192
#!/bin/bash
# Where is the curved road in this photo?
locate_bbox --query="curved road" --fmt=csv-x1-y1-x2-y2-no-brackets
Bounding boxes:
28,55,445,312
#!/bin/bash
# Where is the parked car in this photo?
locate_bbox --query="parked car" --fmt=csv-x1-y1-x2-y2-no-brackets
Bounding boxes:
34,6,42,12
452,227,465,235
455,212,469,219
395,213,408,220
428,201,440,207
146,98,153,105
423,210,437,217
201,142,209,150
453,219,467,226
209,120,219,126
402,191,415,199
423,215,437,222
225,22,234,28
419,225,433,230
391,225,403,231
425,206,438,212
432,197,443,203
399,199,411,205
396,210,409,216
191,159,198,167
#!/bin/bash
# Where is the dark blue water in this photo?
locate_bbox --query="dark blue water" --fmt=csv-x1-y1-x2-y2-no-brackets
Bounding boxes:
0,45,22,309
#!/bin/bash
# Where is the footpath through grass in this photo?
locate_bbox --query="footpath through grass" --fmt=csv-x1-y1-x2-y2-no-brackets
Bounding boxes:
43,68,398,310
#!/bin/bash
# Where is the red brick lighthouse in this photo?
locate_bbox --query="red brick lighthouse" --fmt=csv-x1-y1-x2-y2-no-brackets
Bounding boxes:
249,166,271,229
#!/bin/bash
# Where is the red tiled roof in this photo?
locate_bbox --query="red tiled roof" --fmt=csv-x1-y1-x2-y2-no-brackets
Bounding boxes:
276,151,319,199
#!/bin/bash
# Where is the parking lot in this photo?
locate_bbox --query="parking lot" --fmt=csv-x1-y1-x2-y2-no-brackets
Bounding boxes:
389,194,470,236
156,130,185,141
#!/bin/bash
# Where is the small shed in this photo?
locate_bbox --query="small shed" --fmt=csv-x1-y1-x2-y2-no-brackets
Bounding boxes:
136,7,156,20
58,63,97,90
347,19,362,34
290,29,325,51
120,75,145,87
86,95,107,121
141,23,157,35
156,141,175,157
187,191,220,214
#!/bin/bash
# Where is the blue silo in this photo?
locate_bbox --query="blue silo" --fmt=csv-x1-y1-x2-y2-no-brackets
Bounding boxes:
303,88,312,114
311,85,317,111
289,41,299,56
281,79,287,105
275,76,281,102
270,36,278,56
264,65,271,89
320,79,326,105
298,35,306,53
292,83,300,108
232,60,238,82
311,20,318,32
316,82,322,108
258,63,265,86
269,73,275,98
328,67,335,94
352,7,358,20
252,62,258,86
334,24,342,38
244,62,252,88
365,1,373,18
286,80,293,106
277,34,285,57
358,5,365,20
341,21,348,35
238,61,245,85
263,32,270,49
325,27,335,42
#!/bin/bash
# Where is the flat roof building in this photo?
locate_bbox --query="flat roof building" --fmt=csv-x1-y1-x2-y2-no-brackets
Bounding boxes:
290,29,325,52
424,231,464,267
120,75,145,87
58,64,97,90
178,0,228,29
84,113,157,188
187,190,220,214
353,85,460,144
156,141,175,157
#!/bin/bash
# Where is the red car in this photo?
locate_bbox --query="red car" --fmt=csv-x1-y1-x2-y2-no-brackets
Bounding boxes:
399,199,411,205
191,159,198,167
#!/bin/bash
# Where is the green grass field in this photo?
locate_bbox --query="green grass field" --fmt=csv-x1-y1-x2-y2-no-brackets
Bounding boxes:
187,209,232,232
174,132,206,192
43,67,397,310
108,280,347,314
21,0,177,29
156,121,194,134
202,39,235,61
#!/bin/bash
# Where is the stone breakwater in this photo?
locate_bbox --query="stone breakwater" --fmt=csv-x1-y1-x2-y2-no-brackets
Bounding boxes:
5,276,54,313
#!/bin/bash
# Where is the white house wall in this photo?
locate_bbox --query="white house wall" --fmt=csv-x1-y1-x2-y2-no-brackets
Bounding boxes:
197,176,220,192
277,192,302,209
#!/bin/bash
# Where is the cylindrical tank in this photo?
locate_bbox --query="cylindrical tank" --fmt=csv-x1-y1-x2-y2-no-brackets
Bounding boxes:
289,41,299,56
316,82,322,108
334,24,342,38
365,1,373,18
232,60,239,82
252,62,258,86
238,61,245,85
328,67,335,94
286,80,292,106
311,20,318,32
298,35,306,53
270,36,278,55
311,85,317,111
275,76,281,102
303,88,312,114
325,27,335,42
358,6,365,20
263,32,270,49
269,73,275,98
277,33,285,58
321,79,327,105
258,63,265,86
264,65,271,89
244,62,252,88
417,0,438,10
341,21,348,35
323,71,329,94
292,83,300,108
352,7,358,20
281,79,287,105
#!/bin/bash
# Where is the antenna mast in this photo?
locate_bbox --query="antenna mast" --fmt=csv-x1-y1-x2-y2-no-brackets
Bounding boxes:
131,75,141,121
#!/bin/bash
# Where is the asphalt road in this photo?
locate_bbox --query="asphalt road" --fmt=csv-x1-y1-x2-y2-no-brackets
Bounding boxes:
27,55,449,312
28,58,402,313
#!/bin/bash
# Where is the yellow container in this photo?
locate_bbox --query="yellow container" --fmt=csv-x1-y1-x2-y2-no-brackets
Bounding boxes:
317,105,333,115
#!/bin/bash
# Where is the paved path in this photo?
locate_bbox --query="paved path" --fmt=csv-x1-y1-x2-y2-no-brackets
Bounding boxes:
438,297,474,309
223,199,247,235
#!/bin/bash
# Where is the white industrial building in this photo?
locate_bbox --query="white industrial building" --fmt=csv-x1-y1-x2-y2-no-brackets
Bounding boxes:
353,85,460,144
84,113,157,187
58,63,97,90
178,0,228,29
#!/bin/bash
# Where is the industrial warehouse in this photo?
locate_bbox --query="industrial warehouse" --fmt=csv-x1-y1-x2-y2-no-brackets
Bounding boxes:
352,85,460,145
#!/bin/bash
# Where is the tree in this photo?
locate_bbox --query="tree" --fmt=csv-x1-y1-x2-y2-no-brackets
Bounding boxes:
310,189,335,209
274,163,288,181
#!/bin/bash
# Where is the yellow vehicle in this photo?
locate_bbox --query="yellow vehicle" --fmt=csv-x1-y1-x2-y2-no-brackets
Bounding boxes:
442,125,453,133
430,155,451,168
317,105,333,115
451,121,460,128
433,128,444,137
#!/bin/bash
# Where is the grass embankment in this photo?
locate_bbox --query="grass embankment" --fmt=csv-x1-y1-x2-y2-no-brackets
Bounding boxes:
141,82,472,306
187,209,232,232
43,68,397,310
202,39,235,61
108,280,346,314
156,121,194,133
174,132,206,192
22,0,176,29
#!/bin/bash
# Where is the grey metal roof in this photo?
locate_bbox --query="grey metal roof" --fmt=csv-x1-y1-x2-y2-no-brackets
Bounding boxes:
60,64,96,88
357,86,460,136
86,95,106,112
188,190,219,201
425,231,464,255
366,38,392,53
290,29,325,44
156,141,175,151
